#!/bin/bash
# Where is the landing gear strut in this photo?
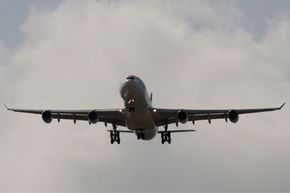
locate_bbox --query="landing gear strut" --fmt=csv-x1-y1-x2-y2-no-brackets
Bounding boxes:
161,124,171,144
110,124,120,144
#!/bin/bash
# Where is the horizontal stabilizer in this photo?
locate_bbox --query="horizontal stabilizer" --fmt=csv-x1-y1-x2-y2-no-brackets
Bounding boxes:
158,130,196,133
107,130,133,133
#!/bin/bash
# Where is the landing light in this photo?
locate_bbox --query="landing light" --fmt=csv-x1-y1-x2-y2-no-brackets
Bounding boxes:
153,109,157,112
128,99,135,104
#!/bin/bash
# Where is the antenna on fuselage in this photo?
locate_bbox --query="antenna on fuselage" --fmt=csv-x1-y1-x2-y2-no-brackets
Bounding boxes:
150,92,153,104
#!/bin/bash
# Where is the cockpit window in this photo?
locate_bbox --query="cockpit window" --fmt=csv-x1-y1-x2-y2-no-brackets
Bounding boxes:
126,76,135,80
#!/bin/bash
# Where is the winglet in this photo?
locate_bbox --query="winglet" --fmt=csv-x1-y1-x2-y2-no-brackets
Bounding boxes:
279,103,286,109
4,104,9,110
3,104,12,111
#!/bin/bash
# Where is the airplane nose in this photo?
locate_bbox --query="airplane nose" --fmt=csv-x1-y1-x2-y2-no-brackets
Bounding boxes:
120,80,131,99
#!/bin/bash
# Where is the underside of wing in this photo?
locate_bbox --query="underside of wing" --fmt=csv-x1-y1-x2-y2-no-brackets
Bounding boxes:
152,103,285,127
5,105,126,127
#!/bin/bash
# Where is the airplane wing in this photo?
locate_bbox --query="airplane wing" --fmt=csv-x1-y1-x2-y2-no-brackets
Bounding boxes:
152,103,285,126
5,105,126,126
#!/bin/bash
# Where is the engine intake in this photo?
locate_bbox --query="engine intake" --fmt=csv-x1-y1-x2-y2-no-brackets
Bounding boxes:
42,110,53,124
228,110,239,123
88,110,98,124
177,110,188,124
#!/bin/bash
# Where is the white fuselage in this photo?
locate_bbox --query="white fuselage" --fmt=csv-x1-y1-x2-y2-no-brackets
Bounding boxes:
120,76,157,140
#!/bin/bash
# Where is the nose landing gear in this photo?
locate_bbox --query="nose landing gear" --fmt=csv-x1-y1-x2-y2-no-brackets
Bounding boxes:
136,132,145,140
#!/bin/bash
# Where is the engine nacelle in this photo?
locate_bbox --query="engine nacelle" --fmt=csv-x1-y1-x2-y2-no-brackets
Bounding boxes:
228,110,239,123
177,110,188,124
88,110,98,124
42,110,53,124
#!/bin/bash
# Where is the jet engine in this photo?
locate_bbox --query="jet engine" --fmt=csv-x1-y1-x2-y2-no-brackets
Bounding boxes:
42,110,53,124
177,110,188,124
88,110,98,124
228,110,239,123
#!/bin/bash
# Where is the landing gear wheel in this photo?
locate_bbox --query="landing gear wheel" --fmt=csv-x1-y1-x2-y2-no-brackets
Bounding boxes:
137,132,145,140
110,131,113,138
141,133,145,140
167,132,171,144
116,131,120,139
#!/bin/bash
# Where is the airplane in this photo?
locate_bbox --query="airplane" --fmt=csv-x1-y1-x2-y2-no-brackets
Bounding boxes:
5,75,285,144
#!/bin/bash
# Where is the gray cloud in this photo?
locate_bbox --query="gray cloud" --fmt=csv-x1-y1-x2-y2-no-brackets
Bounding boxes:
0,0,289,191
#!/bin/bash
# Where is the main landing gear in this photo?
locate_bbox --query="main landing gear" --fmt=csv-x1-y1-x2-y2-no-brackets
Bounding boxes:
161,124,171,144
161,131,171,144
110,124,120,144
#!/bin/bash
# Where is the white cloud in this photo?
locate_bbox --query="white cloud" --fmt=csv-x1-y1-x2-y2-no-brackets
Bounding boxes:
0,0,289,191
0,41,11,101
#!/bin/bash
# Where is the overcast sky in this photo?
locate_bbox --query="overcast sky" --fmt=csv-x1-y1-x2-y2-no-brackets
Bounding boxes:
0,0,290,192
